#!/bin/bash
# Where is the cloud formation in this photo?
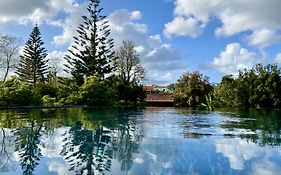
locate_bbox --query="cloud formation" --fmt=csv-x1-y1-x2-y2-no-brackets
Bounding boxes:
165,0,281,48
108,9,184,84
275,53,281,63
0,0,77,25
0,1,184,84
211,43,260,75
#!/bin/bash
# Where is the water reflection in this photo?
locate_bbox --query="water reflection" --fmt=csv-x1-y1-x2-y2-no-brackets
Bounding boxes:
0,108,280,175
177,108,281,147
14,121,43,175
0,128,15,172
0,108,144,175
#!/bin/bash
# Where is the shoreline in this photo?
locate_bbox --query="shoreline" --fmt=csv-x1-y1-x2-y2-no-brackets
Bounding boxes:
0,105,86,111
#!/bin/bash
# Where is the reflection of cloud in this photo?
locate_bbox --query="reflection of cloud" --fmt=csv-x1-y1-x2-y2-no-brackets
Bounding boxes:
48,161,74,175
215,139,258,170
133,157,144,164
147,152,157,162
215,138,281,173
40,128,70,158
252,156,281,175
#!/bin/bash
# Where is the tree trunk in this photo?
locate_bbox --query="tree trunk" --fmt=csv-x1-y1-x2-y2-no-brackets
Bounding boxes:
2,57,10,82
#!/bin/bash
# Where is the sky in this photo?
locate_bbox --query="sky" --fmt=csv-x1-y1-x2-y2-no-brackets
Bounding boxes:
1,0,281,85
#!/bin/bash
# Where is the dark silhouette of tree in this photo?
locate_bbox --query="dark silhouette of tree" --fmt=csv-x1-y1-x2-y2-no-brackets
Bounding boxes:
16,24,49,88
64,0,115,84
14,121,43,175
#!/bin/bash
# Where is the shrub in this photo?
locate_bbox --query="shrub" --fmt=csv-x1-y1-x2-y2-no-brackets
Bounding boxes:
0,77,41,106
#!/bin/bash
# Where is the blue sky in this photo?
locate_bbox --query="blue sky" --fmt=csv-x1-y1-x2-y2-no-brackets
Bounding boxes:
1,0,281,84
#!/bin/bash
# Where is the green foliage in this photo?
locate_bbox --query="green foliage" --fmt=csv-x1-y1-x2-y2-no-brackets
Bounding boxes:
42,95,56,106
75,76,117,106
115,81,146,104
0,76,40,107
35,83,58,98
173,71,213,107
64,0,115,84
213,75,240,107
16,24,49,87
214,64,281,108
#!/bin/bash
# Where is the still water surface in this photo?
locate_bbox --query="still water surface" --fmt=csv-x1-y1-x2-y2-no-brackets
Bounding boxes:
0,107,281,175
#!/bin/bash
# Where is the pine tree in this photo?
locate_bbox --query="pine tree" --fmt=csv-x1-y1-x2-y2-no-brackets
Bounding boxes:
64,0,115,84
16,25,49,88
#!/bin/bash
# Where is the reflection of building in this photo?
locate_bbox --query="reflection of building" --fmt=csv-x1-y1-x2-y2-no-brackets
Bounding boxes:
144,85,173,94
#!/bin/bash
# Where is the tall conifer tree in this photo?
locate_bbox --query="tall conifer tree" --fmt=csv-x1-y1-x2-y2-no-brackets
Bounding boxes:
64,0,115,84
16,24,49,87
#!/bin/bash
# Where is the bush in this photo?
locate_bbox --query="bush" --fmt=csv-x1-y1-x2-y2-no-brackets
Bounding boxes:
78,76,117,106
42,95,56,106
173,72,213,107
35,83,58,98
0,77,41,106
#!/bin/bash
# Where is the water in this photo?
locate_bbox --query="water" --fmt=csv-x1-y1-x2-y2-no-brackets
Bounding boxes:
0,107,281,175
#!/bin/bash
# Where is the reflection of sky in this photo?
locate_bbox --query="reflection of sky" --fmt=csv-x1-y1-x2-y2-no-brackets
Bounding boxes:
118,137,281,175
111,108,281,175
1,108,281,175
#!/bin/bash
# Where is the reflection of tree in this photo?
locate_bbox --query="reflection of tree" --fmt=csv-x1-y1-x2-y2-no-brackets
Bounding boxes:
14,121,43,175
61,109,145,174
219,109,281,147
61,121,112,174
112,122,142,171
0,128,14,172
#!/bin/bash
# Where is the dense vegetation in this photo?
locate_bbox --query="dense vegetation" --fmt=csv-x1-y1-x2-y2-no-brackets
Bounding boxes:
173,71,213,107
213,64,281,108
0,0,280,109
173,64,281,109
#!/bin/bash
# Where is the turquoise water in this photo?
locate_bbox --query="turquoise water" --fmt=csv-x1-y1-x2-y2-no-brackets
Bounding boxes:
0,107,281,175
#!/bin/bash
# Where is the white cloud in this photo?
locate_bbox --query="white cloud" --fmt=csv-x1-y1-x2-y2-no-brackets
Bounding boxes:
247,29,281,48
211,43,260,75
0,0,184,84
45,51,70,77
166,0,281,47
0,0,85,46
108,9,184,84
134,45,145,54
164,17,203,38
52,3,87,45
0,0,77,25
275,53,281,63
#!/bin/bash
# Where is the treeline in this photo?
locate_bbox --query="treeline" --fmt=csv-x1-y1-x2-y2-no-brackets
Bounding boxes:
173,63,281,109
0,0,145,107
